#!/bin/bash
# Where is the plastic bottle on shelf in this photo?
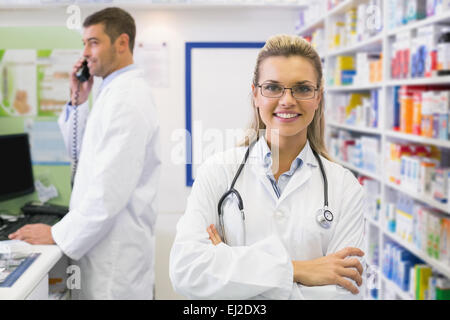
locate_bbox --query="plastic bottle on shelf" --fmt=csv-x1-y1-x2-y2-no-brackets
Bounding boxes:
400,86,415,134
412,90,423,135
437,27,450,76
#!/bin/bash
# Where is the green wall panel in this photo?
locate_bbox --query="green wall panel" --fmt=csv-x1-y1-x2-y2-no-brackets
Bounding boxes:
0,26,82,212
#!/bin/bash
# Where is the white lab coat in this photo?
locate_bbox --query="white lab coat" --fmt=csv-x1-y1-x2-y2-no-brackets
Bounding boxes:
169,139,366,300
54,67,161,299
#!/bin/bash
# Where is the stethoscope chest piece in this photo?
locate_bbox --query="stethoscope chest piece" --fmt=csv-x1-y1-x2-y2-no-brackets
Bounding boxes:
316,206,333,229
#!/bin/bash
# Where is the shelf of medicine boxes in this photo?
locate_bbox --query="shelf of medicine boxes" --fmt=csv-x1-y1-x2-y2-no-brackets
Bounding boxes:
385,180,450,215
298,0,450,298
386,9,450,37
295,0,354,36
366,209,450,296
382,224,450,280
364,216,413,300
380,273,414,300
382,130,450,214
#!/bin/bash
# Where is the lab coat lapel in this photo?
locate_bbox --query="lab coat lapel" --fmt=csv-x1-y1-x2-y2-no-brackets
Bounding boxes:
96,68,141,103
277,142,319,203
278,164,313,203
249,158,279,201
247,140,279,201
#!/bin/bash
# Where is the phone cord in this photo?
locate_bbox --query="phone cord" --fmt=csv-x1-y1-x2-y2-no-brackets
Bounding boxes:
70,81,81,189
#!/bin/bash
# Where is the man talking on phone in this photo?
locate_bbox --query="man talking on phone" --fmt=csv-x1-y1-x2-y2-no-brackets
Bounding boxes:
9,7,161,300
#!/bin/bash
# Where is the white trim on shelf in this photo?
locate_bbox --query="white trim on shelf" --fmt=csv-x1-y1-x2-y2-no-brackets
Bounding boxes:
386,75,450,86
327,121,382,135
380,273,414,300
326,33,383,57
385,130,450,149
326,0,355,17
296,0,355,36
366,216,380,229
296,17,325,36
333,158,381,182
326,83,382,91
385,180,450,214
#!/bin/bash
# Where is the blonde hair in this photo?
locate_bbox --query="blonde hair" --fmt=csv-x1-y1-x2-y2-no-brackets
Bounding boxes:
241,34,331,161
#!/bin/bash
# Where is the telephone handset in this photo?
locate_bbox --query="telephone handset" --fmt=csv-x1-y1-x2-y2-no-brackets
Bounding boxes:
71,60,90,187
75,60,91,82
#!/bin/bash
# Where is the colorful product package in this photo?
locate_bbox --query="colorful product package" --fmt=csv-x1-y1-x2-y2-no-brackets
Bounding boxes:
415,264,432,300
440,217,450,265
432,168,449,203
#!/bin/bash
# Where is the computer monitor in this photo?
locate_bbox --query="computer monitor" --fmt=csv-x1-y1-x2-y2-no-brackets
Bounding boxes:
0,133,34,201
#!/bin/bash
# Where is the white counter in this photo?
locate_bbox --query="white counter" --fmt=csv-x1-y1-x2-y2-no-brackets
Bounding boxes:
0,245,63,300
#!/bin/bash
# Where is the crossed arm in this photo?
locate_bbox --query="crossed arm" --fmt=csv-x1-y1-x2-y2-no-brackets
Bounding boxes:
206,224,364,295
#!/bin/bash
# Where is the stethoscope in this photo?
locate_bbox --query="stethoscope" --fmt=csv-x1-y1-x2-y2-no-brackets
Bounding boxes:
217,138,333,245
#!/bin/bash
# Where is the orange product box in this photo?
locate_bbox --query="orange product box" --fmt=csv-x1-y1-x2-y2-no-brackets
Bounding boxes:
400,87,414,133
412,91,423,135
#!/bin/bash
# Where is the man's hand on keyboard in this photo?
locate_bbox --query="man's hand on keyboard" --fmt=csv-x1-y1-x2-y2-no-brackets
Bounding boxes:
8,224,55,245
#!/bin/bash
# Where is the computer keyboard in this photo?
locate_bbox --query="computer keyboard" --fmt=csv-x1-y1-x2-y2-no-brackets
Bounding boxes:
0,214,61,241
21,202,68,217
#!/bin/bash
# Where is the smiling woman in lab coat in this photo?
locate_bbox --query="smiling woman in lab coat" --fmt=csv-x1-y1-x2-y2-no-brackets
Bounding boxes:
169,34,366,300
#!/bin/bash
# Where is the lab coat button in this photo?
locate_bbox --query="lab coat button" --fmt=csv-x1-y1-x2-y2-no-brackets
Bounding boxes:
275,211,284,218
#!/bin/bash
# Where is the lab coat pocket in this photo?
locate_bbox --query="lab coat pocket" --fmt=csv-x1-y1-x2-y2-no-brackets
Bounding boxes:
221,195,245,247
299,207,333,257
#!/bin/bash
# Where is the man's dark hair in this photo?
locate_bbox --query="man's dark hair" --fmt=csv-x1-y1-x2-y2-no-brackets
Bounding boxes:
83,7,136,53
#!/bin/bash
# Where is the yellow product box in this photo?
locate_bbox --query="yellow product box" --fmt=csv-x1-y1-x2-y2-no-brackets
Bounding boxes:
336,56,355,70
415,264,432,300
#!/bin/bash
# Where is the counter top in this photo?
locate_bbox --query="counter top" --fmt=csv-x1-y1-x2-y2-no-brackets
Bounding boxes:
0,244,63,300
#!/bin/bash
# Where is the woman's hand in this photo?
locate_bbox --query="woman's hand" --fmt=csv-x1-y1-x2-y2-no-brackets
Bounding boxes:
292,247,365,294
207,224,222,246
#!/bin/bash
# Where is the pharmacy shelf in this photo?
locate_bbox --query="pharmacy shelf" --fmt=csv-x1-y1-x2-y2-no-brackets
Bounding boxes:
386,75,450,86
383,228,450,279
295,0,354,35
380,273,414,300
387,10,450,36
296,17,325,35
327,121,382,135
326,0,355,17
300,0,450,300
326,33,383,57
326,83,382,92
334,158,381,182
385,130,450,149
385,180,450,215
366,216,380,229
